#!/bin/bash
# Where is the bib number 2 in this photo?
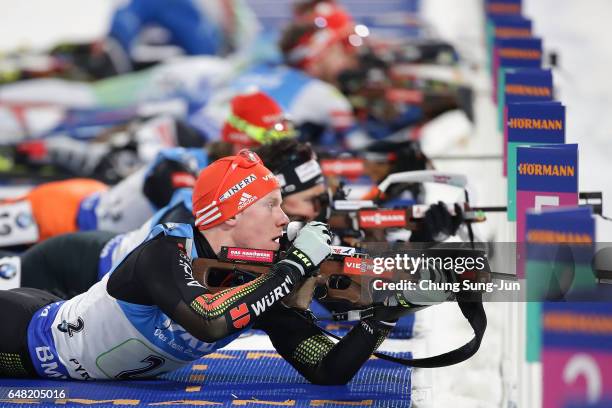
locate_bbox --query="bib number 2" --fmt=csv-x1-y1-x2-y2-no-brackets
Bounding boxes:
116,355,166,379
96,339,179,380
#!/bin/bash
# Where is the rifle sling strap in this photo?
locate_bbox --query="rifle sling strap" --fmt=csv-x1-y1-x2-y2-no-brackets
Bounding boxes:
309,291,487,368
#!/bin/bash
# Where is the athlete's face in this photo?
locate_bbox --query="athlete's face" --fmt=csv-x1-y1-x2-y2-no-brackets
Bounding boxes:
281,183,327,222
232,189,289,251
305,41,358,85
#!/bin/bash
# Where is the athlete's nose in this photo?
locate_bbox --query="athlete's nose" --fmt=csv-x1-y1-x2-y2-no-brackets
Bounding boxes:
277,208,290,227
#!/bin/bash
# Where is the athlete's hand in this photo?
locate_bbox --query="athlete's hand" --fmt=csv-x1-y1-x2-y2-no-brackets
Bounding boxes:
411,202,463,242
280,221,332,277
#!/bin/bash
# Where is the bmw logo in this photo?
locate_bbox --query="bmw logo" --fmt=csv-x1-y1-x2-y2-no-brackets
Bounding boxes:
15,212,33,229
0,263,17,280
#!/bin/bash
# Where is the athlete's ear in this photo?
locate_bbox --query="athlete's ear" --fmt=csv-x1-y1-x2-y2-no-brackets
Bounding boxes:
222,214,239,228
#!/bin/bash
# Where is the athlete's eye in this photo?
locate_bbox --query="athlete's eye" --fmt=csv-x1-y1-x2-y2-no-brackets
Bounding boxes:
268,198,281,209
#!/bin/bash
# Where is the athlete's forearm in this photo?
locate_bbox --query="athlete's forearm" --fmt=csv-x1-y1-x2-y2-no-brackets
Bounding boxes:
182,263,303,342
259,309,392,385
292,319,391,385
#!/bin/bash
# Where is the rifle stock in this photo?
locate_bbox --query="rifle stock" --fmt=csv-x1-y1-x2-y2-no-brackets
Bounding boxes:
192,256,373,307
191,246,501,310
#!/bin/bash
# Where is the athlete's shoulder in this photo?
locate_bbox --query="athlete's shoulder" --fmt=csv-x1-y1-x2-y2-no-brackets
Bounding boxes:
156,192,194,225
148,222,195,240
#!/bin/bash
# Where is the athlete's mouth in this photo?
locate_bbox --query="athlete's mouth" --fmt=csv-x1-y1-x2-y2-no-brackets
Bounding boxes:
272,235,282,244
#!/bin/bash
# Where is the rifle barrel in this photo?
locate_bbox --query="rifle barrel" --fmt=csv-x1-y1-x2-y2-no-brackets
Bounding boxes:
470,206,508,212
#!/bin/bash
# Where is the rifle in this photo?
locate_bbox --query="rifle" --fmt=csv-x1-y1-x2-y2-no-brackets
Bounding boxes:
338,50,474,124
324,170,507,246
192,243,496,311
191,241,504,368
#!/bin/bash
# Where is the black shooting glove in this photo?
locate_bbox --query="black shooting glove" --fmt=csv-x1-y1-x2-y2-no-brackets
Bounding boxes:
411,201,463,242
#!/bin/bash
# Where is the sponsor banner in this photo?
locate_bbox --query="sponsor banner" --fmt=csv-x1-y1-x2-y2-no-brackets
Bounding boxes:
320,158,365,178
342,257,385,278
542,303,612,407
486,16,533,74
507,102,565,143
358,209,407,229
495,37,542,66
515,145,579,293
343,257,368,275
525,207,596,362
504,101,565,176
517,144,578,192
223,247,275,264
526,207,595,262
497,68,553,134
484,0,522,17
514,144,578,236
504,69,554,104
493,37,542,100
507,139,577,220
493,19,532,38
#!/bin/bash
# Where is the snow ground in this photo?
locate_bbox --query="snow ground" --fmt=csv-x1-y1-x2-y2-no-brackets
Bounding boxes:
420,1,612,407
1,1,611,407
